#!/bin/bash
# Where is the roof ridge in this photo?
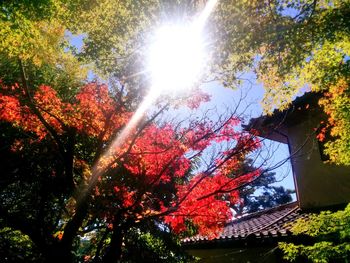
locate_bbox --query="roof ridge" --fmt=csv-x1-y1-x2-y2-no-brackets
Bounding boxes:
229,201,299,224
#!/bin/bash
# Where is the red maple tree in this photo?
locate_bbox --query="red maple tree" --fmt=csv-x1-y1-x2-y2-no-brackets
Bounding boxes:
0,80,260,262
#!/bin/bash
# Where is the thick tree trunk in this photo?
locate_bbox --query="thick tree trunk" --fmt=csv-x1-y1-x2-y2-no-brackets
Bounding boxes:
102,227,124,263
43,242,73,263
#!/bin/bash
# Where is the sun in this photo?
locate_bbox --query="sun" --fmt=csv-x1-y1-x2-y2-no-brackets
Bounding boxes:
148,24,205,94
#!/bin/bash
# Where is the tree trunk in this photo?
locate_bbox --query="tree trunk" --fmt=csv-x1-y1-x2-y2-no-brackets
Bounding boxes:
102,226,124,263
43,242,73,263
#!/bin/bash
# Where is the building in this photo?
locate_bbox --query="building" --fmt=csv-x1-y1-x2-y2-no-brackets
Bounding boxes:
183,92,350,262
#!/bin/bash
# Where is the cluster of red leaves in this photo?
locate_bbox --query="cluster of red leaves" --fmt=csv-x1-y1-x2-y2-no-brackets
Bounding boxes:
164,173,234,236
185,88,211,109
0,82,129,142
318,80,349,142
123,124,191,184
0,81,261,239
316,123,328,142
0,84,50,140
113,186,136,208
114,116,261,237
74,84,130,140
163,148,261,237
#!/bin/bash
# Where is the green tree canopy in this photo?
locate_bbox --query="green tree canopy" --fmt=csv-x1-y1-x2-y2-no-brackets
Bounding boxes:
279,204,350,262
211,0,350,164
230,159,294,216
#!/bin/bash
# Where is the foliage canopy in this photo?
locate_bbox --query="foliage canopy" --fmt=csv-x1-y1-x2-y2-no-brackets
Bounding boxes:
279,204,350,263
4,0,349,262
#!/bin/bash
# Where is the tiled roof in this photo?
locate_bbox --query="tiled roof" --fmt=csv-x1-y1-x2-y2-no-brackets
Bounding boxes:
244,92,322,133
183,202,310,244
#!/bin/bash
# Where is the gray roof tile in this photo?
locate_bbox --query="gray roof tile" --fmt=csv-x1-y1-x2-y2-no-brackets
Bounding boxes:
183,202,308,243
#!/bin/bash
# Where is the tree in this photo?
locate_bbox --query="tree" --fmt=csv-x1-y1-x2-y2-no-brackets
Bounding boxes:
0,2,235,262
0,76,261,262
214,0,350,164
317,80,350,165
279,204,350,262
232,174,294,217
0,0,90,97
229,159,294,216
253,0,350,166
208,0,349,105
4,1,337,262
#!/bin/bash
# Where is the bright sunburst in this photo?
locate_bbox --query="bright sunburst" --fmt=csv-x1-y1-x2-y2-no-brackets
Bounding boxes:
149,24,205,93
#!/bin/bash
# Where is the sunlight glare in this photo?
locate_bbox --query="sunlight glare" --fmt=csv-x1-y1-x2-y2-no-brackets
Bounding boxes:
195,0,218,30
149,25,204,93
